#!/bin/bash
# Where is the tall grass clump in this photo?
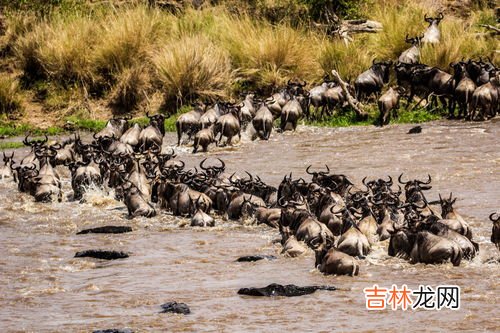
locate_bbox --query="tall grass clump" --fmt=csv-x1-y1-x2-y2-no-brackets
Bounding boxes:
109,64,151,113
364,1,425,60
0,12,38,56
153,35,233,106
93,6,167,78
319,39,372,79
35,14,97,85
0,77,24,116
420,17,495,69
217,14,321,88
13,23,50,81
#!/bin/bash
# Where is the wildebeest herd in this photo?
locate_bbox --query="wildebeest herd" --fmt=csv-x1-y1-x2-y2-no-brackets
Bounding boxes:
173,12,498,150
0,110,498,276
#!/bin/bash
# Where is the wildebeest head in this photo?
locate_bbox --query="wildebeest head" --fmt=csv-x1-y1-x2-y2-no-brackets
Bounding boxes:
424,12,444,26
23,134,48,152
372,59,393,84
438,192,457,217
3,151,14,166
405,34,424,46
146,112,166,136
200,158,225,178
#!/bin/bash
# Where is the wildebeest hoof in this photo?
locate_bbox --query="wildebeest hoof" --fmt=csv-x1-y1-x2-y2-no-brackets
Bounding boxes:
77,226,133,234
236,255,277,262
160,301,191,315
74,250,129,260
408,126,422,134
238,283,336,297
93,329,134,333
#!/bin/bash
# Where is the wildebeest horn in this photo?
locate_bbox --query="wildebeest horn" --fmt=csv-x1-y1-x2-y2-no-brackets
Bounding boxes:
362,176,370,190
424,13,429,21
23,135,31,146
438,12,444,20
278,196,288,207
330,205,344,214
216,158,225,170
199,158,209,170
245,171,253,181
489,213,499,222
386,175,393,186
300,80,307,87
398,173,409,184
306,165,314,175
405,34,411,43
419,174,432,185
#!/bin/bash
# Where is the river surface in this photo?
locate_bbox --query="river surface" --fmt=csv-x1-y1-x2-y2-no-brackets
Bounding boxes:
0,120,499,332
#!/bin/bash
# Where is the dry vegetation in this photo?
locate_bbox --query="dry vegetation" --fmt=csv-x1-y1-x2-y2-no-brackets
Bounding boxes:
0,0,497,128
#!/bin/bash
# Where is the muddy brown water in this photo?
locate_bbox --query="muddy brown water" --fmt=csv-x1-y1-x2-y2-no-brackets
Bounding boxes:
0,120,499,332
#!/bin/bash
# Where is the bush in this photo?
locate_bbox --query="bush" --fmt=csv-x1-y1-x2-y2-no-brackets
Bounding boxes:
216,14,321,89
0,77,24,116
36,14,97,85
93,7,166,78
153,35,233,107
109,65,151,113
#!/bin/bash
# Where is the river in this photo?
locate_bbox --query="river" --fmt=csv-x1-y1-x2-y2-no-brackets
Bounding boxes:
0,119,499,332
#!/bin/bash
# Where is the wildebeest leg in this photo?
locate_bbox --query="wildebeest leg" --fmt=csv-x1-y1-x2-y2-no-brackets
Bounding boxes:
176,122,182,146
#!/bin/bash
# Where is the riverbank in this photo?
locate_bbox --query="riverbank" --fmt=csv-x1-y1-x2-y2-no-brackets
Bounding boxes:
0,106,445,150
0,0,496,133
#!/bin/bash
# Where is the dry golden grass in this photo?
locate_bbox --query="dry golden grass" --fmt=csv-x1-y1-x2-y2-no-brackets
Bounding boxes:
36,14,97,84
109,64,151,113
0,77,23,116
93,7,167,76
152,35,233,105
6,1,499,115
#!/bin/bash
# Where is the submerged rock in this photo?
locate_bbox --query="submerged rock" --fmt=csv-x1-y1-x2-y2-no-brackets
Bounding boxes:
236,255,277,262
238,283,336,297
160,301,191,315
74,250,129,260
77,226,133,234
408,126,422,134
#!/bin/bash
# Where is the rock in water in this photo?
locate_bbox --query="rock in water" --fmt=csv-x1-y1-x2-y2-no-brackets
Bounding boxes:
238,283,336,297
93,330,134,333
236,255,277,262
408,126,422,134
77,226,133,234
160,301,191,315
74,250,129,260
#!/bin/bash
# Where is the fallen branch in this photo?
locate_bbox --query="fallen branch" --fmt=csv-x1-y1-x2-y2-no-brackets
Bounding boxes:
330,70,368,120
480,24,500,35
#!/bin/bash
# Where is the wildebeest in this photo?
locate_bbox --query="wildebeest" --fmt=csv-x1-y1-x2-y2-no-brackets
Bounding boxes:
308,77,336,119
398,34,423,64
214,106,241,146
410,231,462,266
378,87,403,126
176,105,204,145
469,72,499,120
94,117,130,140
421,12,444,44
192,126,216,153
450,61,476,119
490,213,499,250
0,152,15,181
410,65,455,114
354,59,392,101
312,232,359,276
